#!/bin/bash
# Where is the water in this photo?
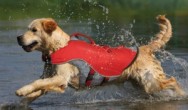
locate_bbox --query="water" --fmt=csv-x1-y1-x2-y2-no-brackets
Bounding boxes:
0,19,188,110
1,1,188,109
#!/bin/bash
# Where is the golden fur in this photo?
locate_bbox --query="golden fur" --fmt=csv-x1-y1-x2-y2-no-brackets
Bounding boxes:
16,15,185,104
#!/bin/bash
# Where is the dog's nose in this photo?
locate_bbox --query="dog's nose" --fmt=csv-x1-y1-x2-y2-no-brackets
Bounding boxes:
17,35,23,46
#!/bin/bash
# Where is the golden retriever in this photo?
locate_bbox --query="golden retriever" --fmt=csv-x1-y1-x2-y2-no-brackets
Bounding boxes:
16,15,185,104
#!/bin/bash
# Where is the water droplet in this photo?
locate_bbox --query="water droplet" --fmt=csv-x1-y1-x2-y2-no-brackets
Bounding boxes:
96,25,100,29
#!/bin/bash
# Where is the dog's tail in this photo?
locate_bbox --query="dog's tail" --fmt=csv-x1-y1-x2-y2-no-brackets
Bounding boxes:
148,15,172,52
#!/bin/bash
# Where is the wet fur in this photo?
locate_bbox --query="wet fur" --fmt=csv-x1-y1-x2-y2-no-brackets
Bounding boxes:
16,15,185,104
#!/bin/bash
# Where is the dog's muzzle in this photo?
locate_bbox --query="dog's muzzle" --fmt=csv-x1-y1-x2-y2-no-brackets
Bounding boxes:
17,35,24,46
17,35,38,52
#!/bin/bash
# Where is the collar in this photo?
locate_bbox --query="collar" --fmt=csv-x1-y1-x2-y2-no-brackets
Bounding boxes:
42,54,51,63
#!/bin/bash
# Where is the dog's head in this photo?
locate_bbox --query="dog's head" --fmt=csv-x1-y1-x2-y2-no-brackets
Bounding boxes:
17,18,70,52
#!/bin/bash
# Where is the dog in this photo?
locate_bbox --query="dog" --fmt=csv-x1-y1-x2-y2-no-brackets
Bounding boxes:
16,15,185,104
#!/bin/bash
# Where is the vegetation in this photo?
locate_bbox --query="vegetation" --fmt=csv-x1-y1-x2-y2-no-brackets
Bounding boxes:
0,0,188,48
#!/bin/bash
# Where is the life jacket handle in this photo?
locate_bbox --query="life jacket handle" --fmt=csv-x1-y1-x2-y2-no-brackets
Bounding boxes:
70,32,95,44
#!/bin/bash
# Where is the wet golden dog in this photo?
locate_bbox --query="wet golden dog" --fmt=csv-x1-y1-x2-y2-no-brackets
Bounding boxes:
16,15,185,103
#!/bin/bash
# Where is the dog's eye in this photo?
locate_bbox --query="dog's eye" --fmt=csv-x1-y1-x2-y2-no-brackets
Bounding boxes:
31,28,37,32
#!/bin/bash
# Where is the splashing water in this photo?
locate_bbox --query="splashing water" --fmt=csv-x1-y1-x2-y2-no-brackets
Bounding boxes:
38,25,186,104
5,0,187,105
61,43,188,105
157,50,188,93
43,0,188,104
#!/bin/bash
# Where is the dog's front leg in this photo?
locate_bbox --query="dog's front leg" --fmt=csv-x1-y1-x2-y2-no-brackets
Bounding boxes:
16,63,79,97
16,75,66,96
20,86,67,104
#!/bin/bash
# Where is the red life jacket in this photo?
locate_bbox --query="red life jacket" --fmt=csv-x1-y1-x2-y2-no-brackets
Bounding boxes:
51,40,137,77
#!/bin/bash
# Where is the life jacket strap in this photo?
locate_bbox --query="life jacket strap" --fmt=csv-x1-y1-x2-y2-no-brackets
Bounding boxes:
70,32,96,44
85,68,95,86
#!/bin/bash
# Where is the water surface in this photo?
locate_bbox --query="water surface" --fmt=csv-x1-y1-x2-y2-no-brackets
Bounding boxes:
0,19,188,110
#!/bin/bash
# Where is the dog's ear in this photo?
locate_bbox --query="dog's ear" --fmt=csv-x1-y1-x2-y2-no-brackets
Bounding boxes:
42,19,57,35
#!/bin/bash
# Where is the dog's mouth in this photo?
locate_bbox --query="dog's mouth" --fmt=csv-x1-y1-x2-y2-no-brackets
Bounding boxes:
22,41,38,52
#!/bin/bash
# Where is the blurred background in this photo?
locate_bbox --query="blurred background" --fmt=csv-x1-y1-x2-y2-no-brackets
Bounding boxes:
0,0,188,48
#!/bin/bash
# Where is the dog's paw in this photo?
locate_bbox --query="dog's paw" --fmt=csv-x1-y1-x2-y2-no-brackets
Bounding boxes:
16,85,34,97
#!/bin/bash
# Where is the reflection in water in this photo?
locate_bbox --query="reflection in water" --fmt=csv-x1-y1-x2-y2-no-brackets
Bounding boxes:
0,103,31,110
129,101,186,110
1,100,188,110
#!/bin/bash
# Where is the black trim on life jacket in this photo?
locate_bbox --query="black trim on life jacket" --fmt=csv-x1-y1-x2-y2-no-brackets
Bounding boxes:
124,47,139,70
